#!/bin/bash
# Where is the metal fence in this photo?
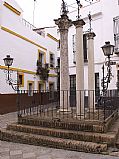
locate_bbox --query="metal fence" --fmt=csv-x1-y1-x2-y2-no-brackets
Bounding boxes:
17,90,119,121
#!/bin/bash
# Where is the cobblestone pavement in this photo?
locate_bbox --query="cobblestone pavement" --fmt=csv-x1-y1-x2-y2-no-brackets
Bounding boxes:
0,112,119,159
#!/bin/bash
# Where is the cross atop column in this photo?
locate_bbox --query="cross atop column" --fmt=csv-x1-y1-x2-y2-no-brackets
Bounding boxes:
61,0,68,16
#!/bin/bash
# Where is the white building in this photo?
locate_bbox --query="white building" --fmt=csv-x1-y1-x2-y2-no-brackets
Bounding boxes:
0,0,59,94
67,0,119,92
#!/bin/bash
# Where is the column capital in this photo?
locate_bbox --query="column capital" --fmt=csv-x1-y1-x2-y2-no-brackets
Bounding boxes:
54,15,72,31
73,19,85,28
86,32,96,40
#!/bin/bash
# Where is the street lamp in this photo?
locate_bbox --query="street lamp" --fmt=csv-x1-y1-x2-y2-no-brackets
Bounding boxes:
101,41,114,95
101,41,114,57
3,55,19,91
3,55,13,67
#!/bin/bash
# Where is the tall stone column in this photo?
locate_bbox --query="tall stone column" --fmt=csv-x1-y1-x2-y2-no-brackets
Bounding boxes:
54,14,72,111
73,19,85,117
87,32,96,111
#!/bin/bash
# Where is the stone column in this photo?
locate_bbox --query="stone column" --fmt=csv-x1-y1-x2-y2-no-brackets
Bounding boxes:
73,19,85,117
87,32,96,111
54,15,72,111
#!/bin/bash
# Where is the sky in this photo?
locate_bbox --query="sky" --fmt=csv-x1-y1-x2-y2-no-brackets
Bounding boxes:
15,0,94,28
15,0,76,28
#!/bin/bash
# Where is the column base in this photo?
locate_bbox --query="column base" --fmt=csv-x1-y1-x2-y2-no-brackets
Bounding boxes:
87,108,96,113
75,114,84,119
57,108,71,114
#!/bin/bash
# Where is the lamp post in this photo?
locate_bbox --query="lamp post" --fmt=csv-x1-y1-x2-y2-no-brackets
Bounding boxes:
3,55,19,91
101,41,114,95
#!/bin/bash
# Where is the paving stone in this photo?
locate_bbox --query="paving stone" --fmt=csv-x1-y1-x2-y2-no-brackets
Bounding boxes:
36,156,52,159
1,156,10,159
23,152,36,159
0,140,1,146
109,151,119,157
0,148,10,156
10,156,22,159
10,150,22,155
10,150,22,159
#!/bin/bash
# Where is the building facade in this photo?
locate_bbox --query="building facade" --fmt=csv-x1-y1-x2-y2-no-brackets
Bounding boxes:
0,0,59,94
67,0,119,93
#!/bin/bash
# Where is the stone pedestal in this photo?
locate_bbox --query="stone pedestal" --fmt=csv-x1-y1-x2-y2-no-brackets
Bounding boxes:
54,15,72,111
87,32,96,111
73,19,85,117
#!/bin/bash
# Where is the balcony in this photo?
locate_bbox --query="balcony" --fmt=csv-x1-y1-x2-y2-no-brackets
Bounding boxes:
36,60,49,81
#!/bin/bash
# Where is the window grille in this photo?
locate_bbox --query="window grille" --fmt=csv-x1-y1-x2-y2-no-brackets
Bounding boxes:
113,16,119,53
72,34,88,64
50,53,55,68
95,73,100,96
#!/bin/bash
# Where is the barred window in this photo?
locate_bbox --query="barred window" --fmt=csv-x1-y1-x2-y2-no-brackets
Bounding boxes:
95,73,100,96
37,51,46,68
113,16,119,53
50,53,55,68
72,34,88,64
18,73,24,87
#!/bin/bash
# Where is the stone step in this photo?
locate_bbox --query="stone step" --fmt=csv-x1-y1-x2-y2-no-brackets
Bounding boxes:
18,116,107,133
0,128,107,153
7,123,117,146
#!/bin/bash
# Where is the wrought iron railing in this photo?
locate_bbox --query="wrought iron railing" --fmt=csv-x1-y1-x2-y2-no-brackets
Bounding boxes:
22,19,36,30
17,90,119,121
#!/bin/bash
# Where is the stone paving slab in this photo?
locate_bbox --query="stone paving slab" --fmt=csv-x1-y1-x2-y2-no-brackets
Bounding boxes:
1,156,10,159
10,150,22,159
23,152,36,159
0,147,10,156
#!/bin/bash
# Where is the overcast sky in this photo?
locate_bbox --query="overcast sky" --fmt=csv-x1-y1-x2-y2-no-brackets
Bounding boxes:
15,0,77,28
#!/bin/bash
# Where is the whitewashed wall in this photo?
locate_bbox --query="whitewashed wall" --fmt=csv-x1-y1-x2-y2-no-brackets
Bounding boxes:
0,0,58,93
68,0,119,90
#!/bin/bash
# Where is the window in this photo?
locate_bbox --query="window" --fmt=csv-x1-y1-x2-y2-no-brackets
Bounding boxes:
18,73,24,87
49,82,54,99
70,75,76,107
117,70,119,90
113,16,119,53
70,75,76,90
57,58,60,67
27,81,34,96
83,34,88,62
72,35,76,64
38,81,45,92
117,70,119,80
95,73,100,96
72,34,87,64
57,40,60,50
50,53,55,68
38,50,46,66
